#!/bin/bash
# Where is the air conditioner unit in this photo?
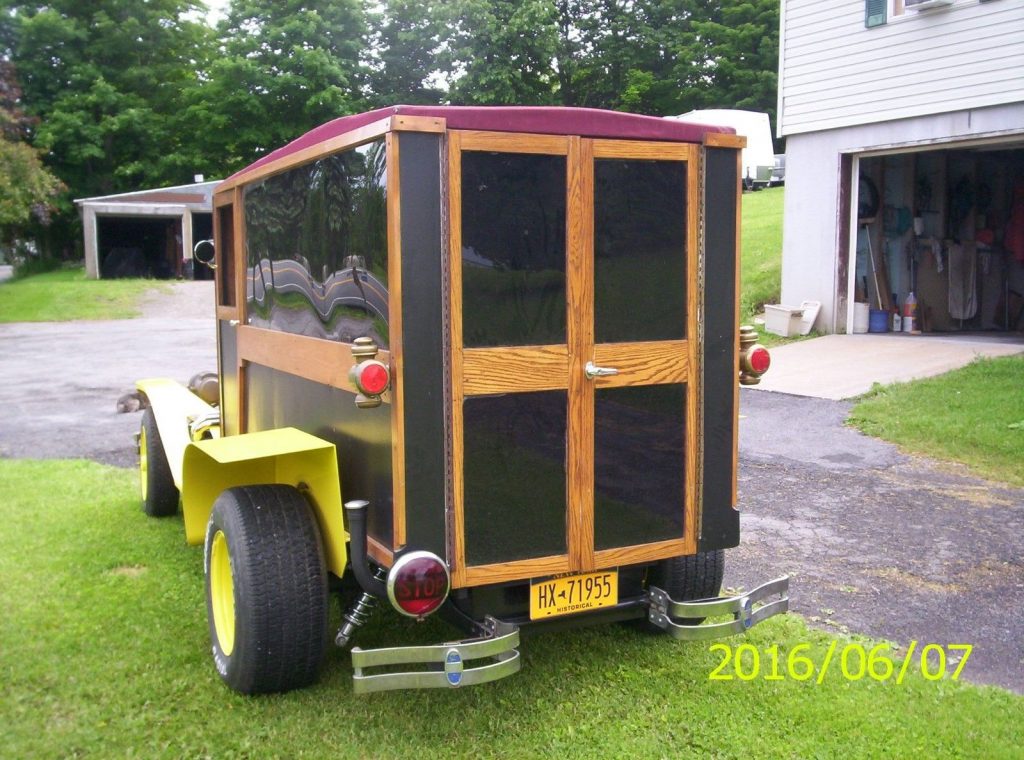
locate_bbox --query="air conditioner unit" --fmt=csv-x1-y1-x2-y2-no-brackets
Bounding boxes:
905,0,954,10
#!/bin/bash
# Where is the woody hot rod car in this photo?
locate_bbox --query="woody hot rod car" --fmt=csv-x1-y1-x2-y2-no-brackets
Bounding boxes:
136,105,786,694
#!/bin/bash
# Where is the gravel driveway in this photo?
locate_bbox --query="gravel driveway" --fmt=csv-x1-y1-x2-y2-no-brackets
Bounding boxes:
1,280,1021,692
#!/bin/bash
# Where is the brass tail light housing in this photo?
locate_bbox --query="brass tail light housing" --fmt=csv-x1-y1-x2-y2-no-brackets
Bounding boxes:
739,325,771,385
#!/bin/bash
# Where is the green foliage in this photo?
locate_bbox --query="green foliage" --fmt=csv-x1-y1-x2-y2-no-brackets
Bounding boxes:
365,0,447,106
849,356,1024,487
0,62,63,241
1,458,1021,757
0,266,165,322
188,0,366,175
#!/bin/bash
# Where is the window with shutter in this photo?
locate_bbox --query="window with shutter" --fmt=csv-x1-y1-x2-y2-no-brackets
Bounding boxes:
865,0,887,26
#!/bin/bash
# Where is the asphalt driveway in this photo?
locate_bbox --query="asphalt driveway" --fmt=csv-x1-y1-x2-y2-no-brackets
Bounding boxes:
0,287,1020,692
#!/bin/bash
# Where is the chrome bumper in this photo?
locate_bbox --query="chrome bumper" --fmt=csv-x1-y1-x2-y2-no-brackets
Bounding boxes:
351,618,520,694
646,576,790,640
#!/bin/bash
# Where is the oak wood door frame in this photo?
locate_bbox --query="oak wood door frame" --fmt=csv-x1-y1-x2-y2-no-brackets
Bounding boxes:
448,131,701,588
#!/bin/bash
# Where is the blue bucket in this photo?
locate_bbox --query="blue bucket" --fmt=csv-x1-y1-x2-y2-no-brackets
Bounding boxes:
868,309,888,333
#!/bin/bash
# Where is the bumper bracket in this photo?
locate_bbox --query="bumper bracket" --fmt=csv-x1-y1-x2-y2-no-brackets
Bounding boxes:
351,617,520,693
647,576,790,640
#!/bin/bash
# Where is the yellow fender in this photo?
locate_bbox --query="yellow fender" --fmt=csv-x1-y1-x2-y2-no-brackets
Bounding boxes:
182,428,348,577
136,378,218,490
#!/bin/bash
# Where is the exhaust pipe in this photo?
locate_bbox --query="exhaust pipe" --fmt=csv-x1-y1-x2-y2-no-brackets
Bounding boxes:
343,500,387,599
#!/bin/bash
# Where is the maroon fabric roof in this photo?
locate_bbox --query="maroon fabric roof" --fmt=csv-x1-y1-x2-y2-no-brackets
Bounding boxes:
228,105,733,183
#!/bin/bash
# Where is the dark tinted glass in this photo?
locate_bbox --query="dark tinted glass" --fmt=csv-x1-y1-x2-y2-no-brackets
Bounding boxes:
463,391,567,565
244,140,389,346
461,152,567,347
594,159,686,343
216,204,235,307
593,383,686,550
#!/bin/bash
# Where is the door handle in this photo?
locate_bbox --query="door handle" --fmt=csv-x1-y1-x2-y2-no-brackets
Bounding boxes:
584,361,619,380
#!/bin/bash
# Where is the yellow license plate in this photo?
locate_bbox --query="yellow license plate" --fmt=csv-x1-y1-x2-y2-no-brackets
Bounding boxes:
529,570,618,620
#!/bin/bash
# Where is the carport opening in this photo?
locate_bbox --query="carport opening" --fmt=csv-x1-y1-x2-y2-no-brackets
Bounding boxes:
99,217,181,279
846,143,1024,334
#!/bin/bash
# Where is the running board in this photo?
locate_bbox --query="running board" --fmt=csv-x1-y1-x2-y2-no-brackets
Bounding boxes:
351,618,520,693
646,576,790,640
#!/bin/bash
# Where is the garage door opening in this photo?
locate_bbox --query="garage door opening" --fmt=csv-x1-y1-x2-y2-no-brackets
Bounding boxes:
845,142,1024,334
99,217,182,279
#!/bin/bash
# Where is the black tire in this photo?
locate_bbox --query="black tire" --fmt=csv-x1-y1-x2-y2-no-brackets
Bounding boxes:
204,485,329,694
647,549,725,626
139,408,179,517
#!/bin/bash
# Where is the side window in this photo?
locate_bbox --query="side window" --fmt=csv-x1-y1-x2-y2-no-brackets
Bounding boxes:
216,204,235,308
243,139,389,346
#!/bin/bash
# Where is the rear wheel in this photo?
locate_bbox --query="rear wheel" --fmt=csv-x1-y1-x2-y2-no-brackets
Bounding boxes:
647,549,725,626
204,484,329,694
139,408,179,517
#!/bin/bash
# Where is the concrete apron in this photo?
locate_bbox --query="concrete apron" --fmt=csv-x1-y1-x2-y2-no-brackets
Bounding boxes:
752,332,1024,400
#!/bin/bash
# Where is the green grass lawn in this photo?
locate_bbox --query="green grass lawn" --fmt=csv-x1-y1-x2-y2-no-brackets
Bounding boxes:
740,186,784,323
2,458,1020,758
0,266,165,322
849,355,1024,488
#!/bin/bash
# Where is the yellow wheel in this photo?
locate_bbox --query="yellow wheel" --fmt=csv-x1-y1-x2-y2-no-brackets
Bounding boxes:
139,408,178,517
208,530,236,656
204,485,328,694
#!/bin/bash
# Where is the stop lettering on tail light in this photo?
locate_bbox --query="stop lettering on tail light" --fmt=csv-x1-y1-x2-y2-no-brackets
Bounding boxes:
386,551,451,618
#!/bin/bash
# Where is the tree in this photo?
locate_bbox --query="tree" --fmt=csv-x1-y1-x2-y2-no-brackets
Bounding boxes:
0,62,63,241
6,0,215,257
365,0,447,107
441,0,560,105
188,0,367,175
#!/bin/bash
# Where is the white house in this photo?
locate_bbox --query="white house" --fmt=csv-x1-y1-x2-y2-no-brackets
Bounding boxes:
778,0,1024,334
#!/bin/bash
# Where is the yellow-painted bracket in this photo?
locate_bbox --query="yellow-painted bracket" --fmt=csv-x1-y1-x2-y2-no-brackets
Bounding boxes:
137,378,218,490
182,428,348,577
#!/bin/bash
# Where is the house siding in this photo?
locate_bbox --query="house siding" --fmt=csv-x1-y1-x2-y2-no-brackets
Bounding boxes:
779,0,1024,136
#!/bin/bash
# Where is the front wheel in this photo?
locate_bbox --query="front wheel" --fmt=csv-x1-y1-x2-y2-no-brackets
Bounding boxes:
204,484,329,694
139,408,179,517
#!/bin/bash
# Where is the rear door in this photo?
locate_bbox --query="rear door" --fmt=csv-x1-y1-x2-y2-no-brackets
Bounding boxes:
449,132,699,588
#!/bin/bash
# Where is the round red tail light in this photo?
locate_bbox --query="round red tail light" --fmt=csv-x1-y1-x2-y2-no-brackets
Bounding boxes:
352,359,390,396
749,346,771,375
387,551,450,618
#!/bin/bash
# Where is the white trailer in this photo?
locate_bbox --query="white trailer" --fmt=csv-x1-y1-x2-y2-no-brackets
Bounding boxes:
668,109,776,189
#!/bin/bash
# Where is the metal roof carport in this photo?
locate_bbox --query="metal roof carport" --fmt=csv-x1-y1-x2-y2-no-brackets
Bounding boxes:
75,181,219,279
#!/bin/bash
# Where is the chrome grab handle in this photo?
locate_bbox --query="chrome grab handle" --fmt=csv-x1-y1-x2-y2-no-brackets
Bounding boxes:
584,361,619,380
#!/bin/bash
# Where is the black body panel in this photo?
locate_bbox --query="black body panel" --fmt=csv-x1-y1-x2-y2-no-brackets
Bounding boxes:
699,147,741,551
397,132,448,558
245,364,394,547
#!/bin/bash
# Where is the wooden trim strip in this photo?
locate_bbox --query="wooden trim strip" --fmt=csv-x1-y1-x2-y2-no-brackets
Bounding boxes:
216,116,394,193
591,341,689,387
461,346,568,395
233,188,248,432
455,130,570,155
367,536,394,567
684,150,702,556
704,132,746,149
593,538,688,569
213,191,233,208
459,555,572,588
236,324,393,397
592,140,697,161
447,131,468,587
732,147,743,510
387,132,407,550
567,135,595,573
391,115,445,133
215,306,236,322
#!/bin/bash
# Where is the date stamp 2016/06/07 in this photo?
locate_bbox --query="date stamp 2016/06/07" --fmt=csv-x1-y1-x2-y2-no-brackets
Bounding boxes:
709,641,972,684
